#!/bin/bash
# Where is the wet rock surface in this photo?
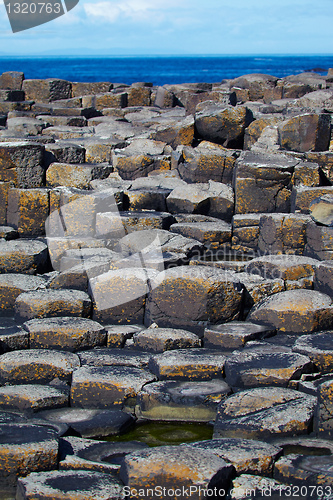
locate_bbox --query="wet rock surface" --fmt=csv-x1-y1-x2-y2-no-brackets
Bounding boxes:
1,70,333,497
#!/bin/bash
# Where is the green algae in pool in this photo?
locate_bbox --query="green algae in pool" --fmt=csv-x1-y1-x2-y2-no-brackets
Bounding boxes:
105,422,213,447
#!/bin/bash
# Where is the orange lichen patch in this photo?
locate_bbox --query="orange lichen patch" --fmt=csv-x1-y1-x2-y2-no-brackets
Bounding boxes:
221,388,299,418
127,87,151,107
0,384,68,411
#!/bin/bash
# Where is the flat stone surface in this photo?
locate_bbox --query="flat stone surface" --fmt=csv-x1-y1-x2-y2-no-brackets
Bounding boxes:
23,317,106,351
119,445,234,500
229,475,290,500
0,349,80,384
170,221,232,245
293,331,333,373
148,348,226,380
247,289,333,334
0,323,29,353
0,384,68,412
75,439,148,465
0,239,48,274
95,210,174,238
132,327,201,352
116,228,203,258
105,325,144,348
224,345,312,389
90,268,154,325
186,438,282,475
0,423,58,487
136,379,231,422
37,408,135,438
15,289,92,321
70,365,156,409
315,260,333,296
79,348,151,368
0,274,45,315
204,321,275,349
310,194,333,226
145,265,243,334
245,254,319,281
274,454,333,488
315,379,333,438
16,470,124,499
214,387,317,440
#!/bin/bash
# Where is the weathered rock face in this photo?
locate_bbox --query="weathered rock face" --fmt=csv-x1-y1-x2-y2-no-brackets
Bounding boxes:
1,70,333,496
247,289,333,334
195,102,253,148
0,141,45,188
310,194,333,226
119,445,234,500
214,387,317,439
145,265,243,333
234,151,296,214
278,113,331,152
136,379,231,422
224,345,312,389
177,142,239,184
22,79,72,102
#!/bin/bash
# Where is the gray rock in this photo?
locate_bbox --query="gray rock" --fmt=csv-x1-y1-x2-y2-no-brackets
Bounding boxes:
16,470,124,499
0,141,45,188
0,384,68,412
278,113,331,152
132,327,201,352
234,151,296,214
187,438,282,475
145,265,243,334
44,141,86,165
245,254,318,281
177,142,239,184
0,349,80,384
274,454,333,489
315,379,333,438
0,273,46,315
204,322,276,349
116,228,203,259
37,407,135,438
214,387,317,439
148,348,226,380
0,239,48,274
0,323,28,353
195,102,253,147
119,445,234,500
15,289,92,322
79,348,151,368
291,185,333,213
0,71,24,90
90,268,154,325
229,475,290,500
170,221,232,247
314,260,333,296
247,289,333,334
224,344,312,389
257,213,311,255
70,365,156,409
293,331,333,373
305,220,333,260
136,379,231,422
310,194,333,226
0,423,58,488
24,316,106,351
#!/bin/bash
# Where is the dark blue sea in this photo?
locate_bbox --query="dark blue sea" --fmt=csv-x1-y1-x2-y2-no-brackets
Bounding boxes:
0,55,333,85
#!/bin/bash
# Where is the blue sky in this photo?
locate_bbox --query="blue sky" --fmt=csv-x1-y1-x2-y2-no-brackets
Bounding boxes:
0,0,333,55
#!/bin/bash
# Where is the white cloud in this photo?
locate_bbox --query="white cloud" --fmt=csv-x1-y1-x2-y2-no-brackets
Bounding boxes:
83,0,183,24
